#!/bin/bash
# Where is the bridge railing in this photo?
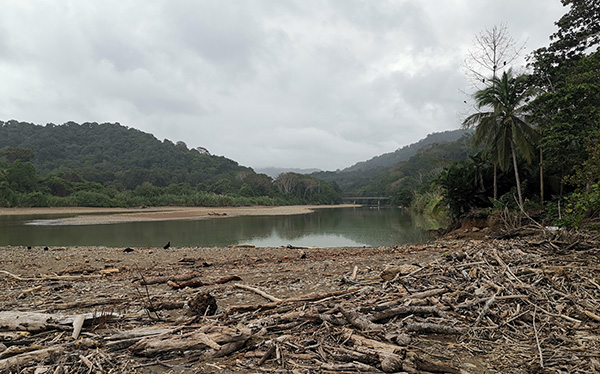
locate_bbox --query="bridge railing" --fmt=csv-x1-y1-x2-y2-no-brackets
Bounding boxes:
342,196,392,206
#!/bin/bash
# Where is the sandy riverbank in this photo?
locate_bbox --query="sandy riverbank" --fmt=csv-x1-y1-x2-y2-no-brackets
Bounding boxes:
0,204,357,225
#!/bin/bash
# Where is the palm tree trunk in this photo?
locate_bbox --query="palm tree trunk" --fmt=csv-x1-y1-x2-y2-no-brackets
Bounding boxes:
539,148,544,204
493,164,498,200
511,143,524,209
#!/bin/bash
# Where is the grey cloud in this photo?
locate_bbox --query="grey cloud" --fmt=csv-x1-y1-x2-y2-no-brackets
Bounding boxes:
0,0,566,170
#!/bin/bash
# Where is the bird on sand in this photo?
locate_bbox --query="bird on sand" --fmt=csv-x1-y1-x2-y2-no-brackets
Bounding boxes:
123,247,134,253
163,241,171,249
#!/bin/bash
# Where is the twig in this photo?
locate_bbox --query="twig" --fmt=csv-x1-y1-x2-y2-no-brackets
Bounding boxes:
493,248,524,284
234,283,282,302
473,293,497,329
533,307,544,369
258,344,276,366
133,265,162,321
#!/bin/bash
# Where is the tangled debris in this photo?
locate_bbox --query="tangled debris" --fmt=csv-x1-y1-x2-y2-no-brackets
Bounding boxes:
1,231,600,373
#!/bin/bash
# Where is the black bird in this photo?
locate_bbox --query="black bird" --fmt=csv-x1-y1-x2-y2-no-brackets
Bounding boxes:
27,246,32,250
163,241,171,249
43,246,49,251
123,247,134,253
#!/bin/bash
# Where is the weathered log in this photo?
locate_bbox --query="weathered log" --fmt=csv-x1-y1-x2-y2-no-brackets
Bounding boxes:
379,352,405,373
342,329,403,354
129,326,251,357
329,346,380,366
405,322,465,335
0,311,121,333
0,345,44,360
415,356,463,374
140,271,200,285
370,305,447,322
168,279,205,289
106,327,177,341
335,305,383,332
0,338,98,369
0,311,66,332
214,275,242,284
320,361,380,372
146,300,186,311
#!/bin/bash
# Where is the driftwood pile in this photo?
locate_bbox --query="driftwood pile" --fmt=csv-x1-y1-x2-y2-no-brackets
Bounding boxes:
1,232,600,373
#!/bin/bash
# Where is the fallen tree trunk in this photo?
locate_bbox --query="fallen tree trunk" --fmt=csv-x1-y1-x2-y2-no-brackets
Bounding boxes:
129,326,251,357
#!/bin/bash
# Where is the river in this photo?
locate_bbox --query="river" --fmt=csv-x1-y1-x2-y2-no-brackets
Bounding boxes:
0,207,441,247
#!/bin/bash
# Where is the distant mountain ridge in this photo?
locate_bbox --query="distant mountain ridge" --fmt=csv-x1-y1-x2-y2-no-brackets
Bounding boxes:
311,129,473,199
342,129,470,173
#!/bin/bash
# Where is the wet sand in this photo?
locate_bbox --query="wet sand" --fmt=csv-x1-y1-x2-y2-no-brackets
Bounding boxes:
0,205,357,225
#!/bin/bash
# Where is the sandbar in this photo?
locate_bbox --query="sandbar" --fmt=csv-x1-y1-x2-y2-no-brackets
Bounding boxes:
0,205,357,225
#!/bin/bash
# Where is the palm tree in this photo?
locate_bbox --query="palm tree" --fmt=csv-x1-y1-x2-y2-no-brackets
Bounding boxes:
462,69,539,208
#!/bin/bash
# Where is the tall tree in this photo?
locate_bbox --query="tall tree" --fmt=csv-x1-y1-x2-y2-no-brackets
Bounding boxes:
464,23,526,89
462,69,539,207
529,1,600,196
464,23,525,199
0,146,35,163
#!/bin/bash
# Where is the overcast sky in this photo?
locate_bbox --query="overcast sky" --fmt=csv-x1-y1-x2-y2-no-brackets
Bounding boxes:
0,1,566,171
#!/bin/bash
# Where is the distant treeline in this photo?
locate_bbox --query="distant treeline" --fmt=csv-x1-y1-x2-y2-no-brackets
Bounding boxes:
0,121,342,207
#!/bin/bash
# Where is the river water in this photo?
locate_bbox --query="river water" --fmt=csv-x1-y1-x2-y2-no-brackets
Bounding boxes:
0,207,440,248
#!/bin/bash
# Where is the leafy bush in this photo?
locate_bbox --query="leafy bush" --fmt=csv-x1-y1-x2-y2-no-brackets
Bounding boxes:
559,183,600,228
72,191,116,207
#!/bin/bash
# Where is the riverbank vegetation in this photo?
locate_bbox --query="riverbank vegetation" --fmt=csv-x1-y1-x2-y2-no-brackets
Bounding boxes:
372,1,599,229
437,1,599,229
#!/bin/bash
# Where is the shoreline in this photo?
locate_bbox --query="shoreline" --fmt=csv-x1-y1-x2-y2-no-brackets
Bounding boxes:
0,204,359,225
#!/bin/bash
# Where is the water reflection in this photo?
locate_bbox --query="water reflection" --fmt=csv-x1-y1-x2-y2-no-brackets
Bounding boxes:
0,207,437,247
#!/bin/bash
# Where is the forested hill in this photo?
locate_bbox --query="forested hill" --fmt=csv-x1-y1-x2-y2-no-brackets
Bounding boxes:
0,120,343,207
343,129,469,173
312,130,473,201
0,120,251,189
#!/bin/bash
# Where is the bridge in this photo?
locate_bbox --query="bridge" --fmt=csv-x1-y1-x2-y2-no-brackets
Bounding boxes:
342,196,392,207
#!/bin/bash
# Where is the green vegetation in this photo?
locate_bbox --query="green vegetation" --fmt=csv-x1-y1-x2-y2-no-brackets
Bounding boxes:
435,1,600,227
462,69,539,207
312,130,472,205
0,121,342,207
